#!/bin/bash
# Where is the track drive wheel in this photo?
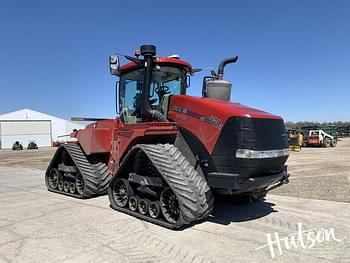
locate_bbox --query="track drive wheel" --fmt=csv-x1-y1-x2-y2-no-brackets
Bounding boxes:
160,188,180,224
110,178,134,208
48,168,60,189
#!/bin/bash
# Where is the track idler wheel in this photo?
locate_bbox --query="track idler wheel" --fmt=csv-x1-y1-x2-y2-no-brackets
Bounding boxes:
75,173,85,195
160,188,180,224
58,179,64,191
149,201,161,219
69,182,76,194
48,168,60,189
128,196,140,212
63,181,69,193
111,178,134,208
138,199,150,215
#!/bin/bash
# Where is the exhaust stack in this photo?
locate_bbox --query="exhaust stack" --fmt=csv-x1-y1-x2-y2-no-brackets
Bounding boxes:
140,45,168,122
217,56,238,80
205,56,238,101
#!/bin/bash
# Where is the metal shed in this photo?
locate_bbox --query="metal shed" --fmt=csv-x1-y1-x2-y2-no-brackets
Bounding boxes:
0,120,52,149
0,108,85,149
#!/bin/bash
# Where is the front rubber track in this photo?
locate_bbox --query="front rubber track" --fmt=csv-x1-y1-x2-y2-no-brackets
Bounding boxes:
108,143,214,229
45,143,112,198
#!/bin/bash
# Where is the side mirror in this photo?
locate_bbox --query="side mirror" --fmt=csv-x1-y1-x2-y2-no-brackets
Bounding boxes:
186,75,191,88
109,54,120,75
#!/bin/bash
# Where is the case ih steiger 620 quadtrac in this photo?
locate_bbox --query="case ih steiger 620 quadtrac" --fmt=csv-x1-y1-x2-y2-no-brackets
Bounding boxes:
45,45,289,229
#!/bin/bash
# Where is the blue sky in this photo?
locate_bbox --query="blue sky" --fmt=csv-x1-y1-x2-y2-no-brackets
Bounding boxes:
0,0,349,122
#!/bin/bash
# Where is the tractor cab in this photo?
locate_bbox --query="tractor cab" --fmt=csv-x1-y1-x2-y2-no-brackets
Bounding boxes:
110,45,192,124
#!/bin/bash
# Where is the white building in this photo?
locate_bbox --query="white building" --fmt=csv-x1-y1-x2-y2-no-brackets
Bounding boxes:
0,108,86,149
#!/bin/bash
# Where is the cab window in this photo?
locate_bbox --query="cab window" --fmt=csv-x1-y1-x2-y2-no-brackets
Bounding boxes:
119,66,186,123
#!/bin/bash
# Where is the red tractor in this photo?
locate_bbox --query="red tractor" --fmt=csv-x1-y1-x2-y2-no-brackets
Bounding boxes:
45,45,289,229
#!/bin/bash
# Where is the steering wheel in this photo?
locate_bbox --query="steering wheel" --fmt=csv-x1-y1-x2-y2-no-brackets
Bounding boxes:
155,86,170,99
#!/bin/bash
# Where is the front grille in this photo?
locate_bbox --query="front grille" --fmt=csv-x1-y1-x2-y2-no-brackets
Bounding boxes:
211,117,289,176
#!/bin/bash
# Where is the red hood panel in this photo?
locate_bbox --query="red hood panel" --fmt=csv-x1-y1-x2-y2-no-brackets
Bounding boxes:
168,95,283,153
172,95,282,120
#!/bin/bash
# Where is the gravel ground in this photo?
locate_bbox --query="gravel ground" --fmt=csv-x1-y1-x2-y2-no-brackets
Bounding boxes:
272,138,350,202
0,138,349,202
0,147,56,170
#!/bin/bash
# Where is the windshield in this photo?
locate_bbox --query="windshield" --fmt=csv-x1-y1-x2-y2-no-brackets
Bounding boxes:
119,66,186,123
149,66,186,107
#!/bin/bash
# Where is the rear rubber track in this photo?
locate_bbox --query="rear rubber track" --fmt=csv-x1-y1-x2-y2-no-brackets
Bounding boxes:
45,143,112,198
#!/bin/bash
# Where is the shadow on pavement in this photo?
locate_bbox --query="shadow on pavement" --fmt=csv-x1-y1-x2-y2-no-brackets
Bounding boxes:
208,195,277,225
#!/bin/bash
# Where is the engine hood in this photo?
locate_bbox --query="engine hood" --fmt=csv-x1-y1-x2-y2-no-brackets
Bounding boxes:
168,95,285,154
169,95,282,122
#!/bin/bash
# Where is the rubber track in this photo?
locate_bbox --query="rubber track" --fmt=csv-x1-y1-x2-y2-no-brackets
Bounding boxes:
109,143,214,229
92,160,112,194
46,144,112,198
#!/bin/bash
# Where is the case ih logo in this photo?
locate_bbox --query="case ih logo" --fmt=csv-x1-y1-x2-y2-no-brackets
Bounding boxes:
173,106,222,128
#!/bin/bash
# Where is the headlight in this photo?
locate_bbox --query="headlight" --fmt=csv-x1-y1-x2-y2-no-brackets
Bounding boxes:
235,148,289,159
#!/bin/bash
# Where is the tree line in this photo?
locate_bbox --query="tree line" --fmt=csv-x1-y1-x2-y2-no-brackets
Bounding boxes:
285,121,350,129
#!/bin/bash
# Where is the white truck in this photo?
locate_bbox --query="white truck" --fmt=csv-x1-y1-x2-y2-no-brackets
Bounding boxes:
307,130,337,147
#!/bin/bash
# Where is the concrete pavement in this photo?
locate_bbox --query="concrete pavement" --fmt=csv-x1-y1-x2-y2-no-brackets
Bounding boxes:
0,166,349,263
